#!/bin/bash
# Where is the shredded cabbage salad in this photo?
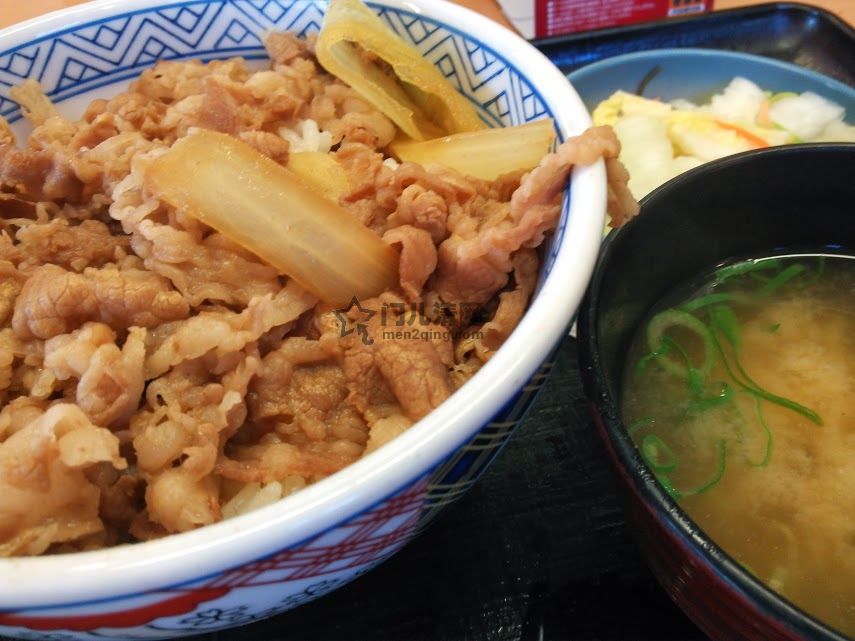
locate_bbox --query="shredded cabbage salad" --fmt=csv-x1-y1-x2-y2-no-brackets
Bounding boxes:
593,77,855,200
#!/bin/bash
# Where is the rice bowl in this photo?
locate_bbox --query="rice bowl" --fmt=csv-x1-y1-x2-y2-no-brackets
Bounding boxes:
0,1,608,638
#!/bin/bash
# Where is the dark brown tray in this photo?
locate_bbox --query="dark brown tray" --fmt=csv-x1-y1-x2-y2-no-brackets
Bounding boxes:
535,2,855,87
6,6,846,641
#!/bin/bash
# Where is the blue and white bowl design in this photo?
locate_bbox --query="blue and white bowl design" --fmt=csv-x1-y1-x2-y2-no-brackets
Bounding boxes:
0,2,606,639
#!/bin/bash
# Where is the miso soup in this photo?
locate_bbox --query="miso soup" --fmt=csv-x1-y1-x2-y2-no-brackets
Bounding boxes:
622,254,854,636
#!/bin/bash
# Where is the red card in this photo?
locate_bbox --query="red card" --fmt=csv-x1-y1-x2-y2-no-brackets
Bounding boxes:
534,0,713,38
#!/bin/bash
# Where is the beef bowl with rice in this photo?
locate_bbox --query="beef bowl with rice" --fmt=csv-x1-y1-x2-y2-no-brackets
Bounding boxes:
0,0,631,638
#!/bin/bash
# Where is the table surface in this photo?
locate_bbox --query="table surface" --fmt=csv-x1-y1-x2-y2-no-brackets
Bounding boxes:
0,2,852,641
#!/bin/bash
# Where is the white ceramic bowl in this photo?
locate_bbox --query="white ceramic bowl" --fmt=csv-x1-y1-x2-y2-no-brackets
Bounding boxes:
0,1,605,639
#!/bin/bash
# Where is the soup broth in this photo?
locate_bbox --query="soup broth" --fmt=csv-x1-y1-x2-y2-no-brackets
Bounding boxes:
622,254,855,636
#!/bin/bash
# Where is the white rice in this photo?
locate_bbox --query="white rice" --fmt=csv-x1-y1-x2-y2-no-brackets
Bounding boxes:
278,119,333,153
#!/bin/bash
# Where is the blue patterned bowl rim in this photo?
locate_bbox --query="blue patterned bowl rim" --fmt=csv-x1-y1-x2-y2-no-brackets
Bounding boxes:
0,0,606,609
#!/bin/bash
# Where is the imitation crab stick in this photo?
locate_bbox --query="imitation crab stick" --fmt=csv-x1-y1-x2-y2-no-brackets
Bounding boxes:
714,120,770,148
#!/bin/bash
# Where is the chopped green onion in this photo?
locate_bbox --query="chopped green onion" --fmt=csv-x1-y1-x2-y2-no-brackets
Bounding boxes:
713,258,781,285
646,309,716,380
658,474,681,500
687,381,733,415
728,338,822,425
680,292,743,313
628,416,655,434
759,263,807,296
744,383,822,426
746,397,773,467
709,304,740,350
666,439,727,499
635,341,670,374
641,434,678,473
710,330,823,425
793,256,826,289
665,336,705,396
630,256,834,500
